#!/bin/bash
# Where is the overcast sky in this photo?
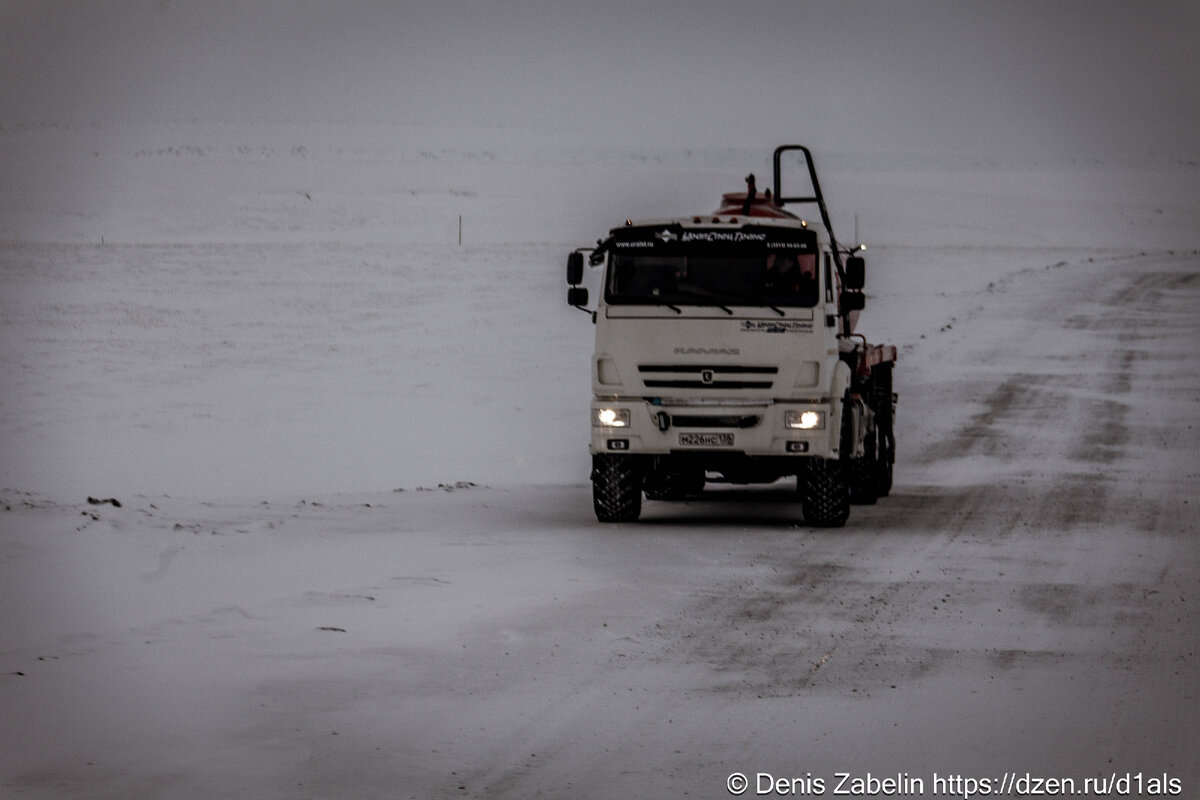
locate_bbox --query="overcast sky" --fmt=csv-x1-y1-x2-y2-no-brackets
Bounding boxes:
2,0,1198,158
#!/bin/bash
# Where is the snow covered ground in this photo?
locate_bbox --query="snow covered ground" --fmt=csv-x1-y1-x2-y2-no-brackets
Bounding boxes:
2,119,1199,798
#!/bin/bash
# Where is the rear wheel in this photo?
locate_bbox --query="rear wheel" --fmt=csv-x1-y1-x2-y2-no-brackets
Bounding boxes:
868,364,895,497
849,419,879,505
591,454,642,522
873,438,894,497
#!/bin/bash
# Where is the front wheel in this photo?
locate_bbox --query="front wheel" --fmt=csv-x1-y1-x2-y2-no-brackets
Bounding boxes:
591,454,643,522
799,458,850,527
804,394,855,524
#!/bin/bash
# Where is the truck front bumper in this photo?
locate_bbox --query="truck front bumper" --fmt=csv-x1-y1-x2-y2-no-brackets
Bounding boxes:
589,399,840,459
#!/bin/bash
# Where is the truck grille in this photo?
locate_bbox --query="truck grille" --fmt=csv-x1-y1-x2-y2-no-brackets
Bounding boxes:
638,364,776,390
670,414,760,428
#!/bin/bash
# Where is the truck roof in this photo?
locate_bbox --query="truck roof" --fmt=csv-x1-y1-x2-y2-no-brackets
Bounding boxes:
608,214,824,243
714,191,800,220
609,185,821,238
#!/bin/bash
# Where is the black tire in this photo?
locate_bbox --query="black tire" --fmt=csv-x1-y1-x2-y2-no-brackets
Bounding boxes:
799,458,850,527
873,439,894,497
849,421,879,505
591,454,643,522
868,364,895,498
849,462,879,505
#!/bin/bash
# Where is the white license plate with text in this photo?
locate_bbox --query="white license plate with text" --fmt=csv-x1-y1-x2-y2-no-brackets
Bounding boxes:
678,432,734,447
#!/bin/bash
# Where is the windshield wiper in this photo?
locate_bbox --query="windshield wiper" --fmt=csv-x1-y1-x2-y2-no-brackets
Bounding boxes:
670,286,734,315
613,295,683,313
705,288,786,317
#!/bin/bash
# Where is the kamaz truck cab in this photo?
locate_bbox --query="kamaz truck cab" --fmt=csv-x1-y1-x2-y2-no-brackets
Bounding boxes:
567,146,896,525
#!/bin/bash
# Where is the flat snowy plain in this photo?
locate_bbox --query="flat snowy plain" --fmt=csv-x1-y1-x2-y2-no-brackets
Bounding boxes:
1,121,1198,798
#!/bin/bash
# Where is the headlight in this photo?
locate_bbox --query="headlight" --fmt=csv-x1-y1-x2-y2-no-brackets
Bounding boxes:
594,407,630,427
785,410,824,430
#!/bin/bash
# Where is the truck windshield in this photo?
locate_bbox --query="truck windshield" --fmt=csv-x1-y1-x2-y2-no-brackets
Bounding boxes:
607,253,819,308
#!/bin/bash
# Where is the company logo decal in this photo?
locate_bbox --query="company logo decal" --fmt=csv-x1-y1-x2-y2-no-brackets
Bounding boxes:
741,320,813,334
673,347,741,355
680,231,767,243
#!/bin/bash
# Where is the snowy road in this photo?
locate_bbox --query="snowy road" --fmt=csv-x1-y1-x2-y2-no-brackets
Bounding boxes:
2,252,1197,798
415,253,1200,796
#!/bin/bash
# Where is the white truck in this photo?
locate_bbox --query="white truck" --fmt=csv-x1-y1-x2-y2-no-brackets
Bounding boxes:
566,146,897,525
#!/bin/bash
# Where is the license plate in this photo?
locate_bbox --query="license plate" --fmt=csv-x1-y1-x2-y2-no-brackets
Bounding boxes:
678,432,734,447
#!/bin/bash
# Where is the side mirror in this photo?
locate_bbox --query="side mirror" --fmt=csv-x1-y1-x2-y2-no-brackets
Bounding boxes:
567,252,585,285
568,287,589,307
840,290,865,311
844,256,865,290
